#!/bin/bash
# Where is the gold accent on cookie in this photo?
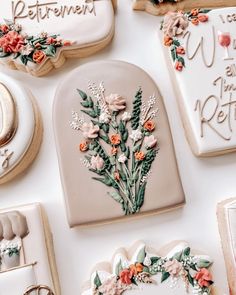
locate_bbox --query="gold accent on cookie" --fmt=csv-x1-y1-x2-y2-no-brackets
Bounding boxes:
23,285,54,295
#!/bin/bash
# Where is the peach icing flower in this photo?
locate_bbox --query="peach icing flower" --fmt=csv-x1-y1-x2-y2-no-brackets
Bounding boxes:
81,122,100,139
176,46,185,55
144,135,157,149
175,60,183,71
110,134,121,145
111,147,118,156
90,155,104,170
191,8,199,16
144,120,155,131
120,269,134,285
33,50,46,64
135,151,145,161
0,31,25,53
46,37,56,45
114,171,120,181
105,94,126,112
79,141,88,152
195,268,213,288
97,276,130,295
63,40,72,46
0,25,9,33
129,263,144,275
163,11,189,38
198,14,208,22
164,259,183,276
191,18,199,25
20,44,34,56
163,36,173,47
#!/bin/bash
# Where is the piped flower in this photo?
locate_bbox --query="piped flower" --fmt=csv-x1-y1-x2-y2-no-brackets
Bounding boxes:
110,134,121,145
195,268,213,288
135,151,145,161
105,94,126,112
144,135,157,149
90,155,104,171
163,11,189,38
0,31,25,53
129,129,142,142
118,153,127,163
144,120,155,132
119,269,134,285
164,259,184,276
81,122,100,139
121,112,132,122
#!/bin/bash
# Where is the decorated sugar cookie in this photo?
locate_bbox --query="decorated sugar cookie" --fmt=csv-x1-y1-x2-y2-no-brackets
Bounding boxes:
0,203,60,295
0,73,42,184
0,0,116,76
133,0,236,16
82,241,215,295
54,60,185,227
217,198,236,295
160,7,236,156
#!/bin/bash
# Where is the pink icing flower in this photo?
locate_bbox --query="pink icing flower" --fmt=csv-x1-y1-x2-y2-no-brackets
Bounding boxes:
90,155,104,170
144,135,157,149
97,276,130,295
81,122,99,139
163,11,189,38
105,94,126,112
0,25,9,33
195,268,213,288
119,269,134,285
0,31,25,53
164,259,183,276
46,37,57,45
176,46,185,55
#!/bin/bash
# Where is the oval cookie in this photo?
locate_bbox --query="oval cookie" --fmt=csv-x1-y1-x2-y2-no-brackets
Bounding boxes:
0,73,42,184
53,60,185,227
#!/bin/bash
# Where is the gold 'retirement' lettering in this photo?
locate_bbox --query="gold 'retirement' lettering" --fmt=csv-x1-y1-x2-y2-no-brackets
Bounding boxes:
12,0,96,23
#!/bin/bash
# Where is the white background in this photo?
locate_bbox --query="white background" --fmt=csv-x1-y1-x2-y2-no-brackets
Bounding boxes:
0,0,232,294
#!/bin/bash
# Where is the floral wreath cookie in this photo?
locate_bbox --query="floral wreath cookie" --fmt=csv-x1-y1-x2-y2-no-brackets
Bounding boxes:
0,0,116,76
160,7,236,157
132,0,236,16
81,241,215,295
54,60,185,227
0,203,60,295
0,73,42,184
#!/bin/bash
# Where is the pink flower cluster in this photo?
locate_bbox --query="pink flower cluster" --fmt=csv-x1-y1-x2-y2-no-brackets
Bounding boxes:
0,31,25,54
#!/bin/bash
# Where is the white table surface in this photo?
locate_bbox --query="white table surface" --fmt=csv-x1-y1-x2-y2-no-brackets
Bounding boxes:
0,0,231,294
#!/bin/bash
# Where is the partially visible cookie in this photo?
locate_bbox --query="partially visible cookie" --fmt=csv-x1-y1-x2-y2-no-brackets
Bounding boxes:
0,0,116,76
217,198,236,295
133,0,236,15
0,73,42,184
0,203,60,295
82,241,215,295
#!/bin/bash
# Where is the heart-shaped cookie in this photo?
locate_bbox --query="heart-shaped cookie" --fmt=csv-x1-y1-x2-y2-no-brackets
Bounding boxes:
54,60,185,227
0,0,116,76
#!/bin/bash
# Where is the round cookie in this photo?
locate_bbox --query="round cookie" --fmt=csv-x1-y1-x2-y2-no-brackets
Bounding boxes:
0,0,116,76
0,73,43,184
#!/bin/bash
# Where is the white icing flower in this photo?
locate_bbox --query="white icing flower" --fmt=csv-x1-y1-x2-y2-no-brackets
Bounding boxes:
118,153,127,164
99,112,111,124
40,32,48,38
121,112,131,122
81,122,100,139
129,129,142,142
90,155,104,171
143,255,152,267
13,23,22,32
144,135,157,149
105,94,126,112
20,44,34,56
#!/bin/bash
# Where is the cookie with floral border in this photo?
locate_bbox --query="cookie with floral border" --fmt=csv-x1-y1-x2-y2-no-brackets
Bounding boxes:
133,0,236,16
160,7,236,157
0,72,42,184
0,0,116,76
0,203,60,295
81,241,215,295
53,60,185,227
217,198,236,295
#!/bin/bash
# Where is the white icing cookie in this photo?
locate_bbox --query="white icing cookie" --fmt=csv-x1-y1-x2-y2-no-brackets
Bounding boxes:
133,0,236,16
0,0,116,76
0,73,42,184
160,7,236,156
0,203,60,295
53,60,185,227
217,198,236,295
82,241,215,295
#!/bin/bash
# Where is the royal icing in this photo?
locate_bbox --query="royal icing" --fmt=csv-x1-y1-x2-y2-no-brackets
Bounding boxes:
54,60,185,227
82,242,214,295
0,0,115,74
161,7,236,156
0,73,36,181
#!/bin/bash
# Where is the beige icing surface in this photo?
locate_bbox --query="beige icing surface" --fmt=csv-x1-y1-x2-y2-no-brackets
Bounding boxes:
53,60,185,227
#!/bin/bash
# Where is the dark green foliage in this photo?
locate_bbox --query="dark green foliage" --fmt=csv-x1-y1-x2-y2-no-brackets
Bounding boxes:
141,149,158,178
131,88,142,130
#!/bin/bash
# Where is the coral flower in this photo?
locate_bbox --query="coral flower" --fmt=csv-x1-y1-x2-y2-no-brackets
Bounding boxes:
79,141,88,152
110,134,121,145
0,31,25,53
198,14,208,22
135,151,145,161
195,268,213,288
119,269,134,285
0,25,9,33
114,171,120,181
33,50,46,64
144,120,155,132
191,8,199,16
111,147,118,156
163,36,173,47
176,46,185,55
63,40,72,46
191,18,199,25
129,263,144,275
175,60,183,71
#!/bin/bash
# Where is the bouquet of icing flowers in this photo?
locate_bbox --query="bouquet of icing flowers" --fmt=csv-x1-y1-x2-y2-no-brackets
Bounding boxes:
70,82,159,215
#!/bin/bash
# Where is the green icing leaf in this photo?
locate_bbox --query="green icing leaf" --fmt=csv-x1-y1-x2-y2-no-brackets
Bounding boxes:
80,101,90,108
183,247,191,256
92,177,112,187
44,45,56,57
161,271,170,283
172,250,183,262
136,246,146,263
197,259,212,269
178,56,185,67
187,272,194,287
150,256,161,264
94,272,102,289
115,259,123,276
81,109,98,118
108,191,124,203
77,89,87,100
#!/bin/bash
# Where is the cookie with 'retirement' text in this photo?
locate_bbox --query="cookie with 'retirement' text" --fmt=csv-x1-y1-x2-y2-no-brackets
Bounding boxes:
0,73,42,184
0,0,116,76
53,60,185,227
